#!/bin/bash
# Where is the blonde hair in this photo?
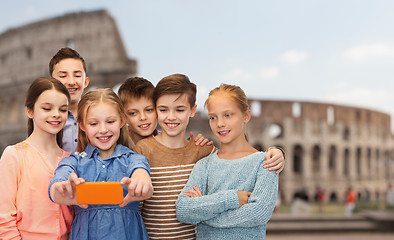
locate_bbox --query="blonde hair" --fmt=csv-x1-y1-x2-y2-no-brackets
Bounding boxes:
77,88,129,152
204,84,250,113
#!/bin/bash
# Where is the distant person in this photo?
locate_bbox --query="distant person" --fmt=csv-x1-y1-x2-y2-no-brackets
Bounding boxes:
0,78,74,239
345,187,357,216
49,88,152,239
316,187,325,214
291,188,311,215
176,84,278,240
386,184,394,206
49,47,90,153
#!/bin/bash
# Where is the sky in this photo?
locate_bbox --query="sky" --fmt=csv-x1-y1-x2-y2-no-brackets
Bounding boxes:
1,0,394,129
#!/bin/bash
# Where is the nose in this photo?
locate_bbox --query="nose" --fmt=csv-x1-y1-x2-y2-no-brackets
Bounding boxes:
52,109,60,118
65,75,76,85
168,110,176,120
140,112,147,121
217,117,225,128
99,123,108,134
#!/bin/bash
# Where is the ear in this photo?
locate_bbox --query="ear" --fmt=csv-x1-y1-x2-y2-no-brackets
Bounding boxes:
83,77,90,89
190,104,197,118
79,122,86,132
26,108,34,119
243,109,252,124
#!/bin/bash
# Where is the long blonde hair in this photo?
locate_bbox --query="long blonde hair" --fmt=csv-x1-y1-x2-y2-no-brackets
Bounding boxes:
77,88,129,152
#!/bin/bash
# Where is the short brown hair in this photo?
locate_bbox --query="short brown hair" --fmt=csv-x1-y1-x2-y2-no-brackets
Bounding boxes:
153,74,196,108
118,77,155,105
49,47,87,76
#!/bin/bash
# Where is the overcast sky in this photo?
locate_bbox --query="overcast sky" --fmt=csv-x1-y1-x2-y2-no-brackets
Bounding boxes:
1,1,394,129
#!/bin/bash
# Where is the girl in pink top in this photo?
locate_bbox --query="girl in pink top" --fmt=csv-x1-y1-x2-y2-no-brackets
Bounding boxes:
0,77,74,240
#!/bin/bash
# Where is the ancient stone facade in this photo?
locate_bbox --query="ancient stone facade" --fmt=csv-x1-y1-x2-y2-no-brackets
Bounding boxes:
0,10,137,152
188,100,394,204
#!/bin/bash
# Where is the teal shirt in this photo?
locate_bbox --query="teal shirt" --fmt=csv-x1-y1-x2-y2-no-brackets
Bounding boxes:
176,151,278,240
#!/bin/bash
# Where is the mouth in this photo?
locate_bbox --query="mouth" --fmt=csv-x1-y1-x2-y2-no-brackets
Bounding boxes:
139,123,151,130
47,121,62,126
97,136,112,143
165,123,179,129
67,87,79,94
218,130,230,136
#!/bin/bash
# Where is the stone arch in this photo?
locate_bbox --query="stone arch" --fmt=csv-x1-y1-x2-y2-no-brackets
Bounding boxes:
344,148,350,176
293,145,303,174
343,127,350,141
312,145,321,173
328,145,337,175
356,147,362,178
329,192,337,203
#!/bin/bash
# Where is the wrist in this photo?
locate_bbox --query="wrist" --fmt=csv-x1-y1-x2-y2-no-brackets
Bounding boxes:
267,146,286,160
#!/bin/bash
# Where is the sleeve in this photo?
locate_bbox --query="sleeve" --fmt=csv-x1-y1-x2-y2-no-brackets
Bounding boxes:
48,155,79,202
127,152,151,177
203,163,278,228
176,158,239,225
0,146,22,239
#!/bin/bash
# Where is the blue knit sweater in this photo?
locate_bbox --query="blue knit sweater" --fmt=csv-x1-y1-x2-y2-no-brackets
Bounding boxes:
176,151,278,240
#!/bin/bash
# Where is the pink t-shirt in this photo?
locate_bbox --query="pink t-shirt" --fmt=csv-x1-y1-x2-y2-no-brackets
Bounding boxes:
0,141,74,240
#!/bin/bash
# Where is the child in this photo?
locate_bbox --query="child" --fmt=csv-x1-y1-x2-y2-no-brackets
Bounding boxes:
49,47,90,153
134,74,284,239
0,77,74,240
49,88,153,240
117,76,211,149
176,84,278,240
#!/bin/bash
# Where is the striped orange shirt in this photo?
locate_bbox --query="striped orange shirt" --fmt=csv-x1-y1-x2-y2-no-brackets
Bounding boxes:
134,136,214,240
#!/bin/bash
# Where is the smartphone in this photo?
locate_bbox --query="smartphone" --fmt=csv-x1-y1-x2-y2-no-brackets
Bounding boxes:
76,182,123,205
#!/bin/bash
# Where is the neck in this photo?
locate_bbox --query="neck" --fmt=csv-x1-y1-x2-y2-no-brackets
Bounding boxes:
130,132,144,145
25,130,61,153
217,137,256,159
69,102,78,117
155,131,188,149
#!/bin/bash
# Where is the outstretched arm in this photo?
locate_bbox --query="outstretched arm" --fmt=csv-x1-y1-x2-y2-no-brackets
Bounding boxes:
120,168,153,207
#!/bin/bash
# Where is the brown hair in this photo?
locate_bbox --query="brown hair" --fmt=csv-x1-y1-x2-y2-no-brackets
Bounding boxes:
153,74,196,108
77,88,129,152
25,77,71,147
204,84,249,113
117,77,155,105
49,47,87,75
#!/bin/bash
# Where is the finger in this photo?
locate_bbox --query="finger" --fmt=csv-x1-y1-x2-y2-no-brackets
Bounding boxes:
64,182,74,198
134,182,143,197
120,177,131,185
189,131,194,139
275,165,284,174
199,138,209,146
55,184,66,197
207,140,213,146
79,204,88,209
128,180,137,196
193,186,203,196
268,161,283,171
68,172,80,185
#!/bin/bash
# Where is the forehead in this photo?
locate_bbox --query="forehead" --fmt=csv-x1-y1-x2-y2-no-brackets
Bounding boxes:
53,58,85,72
86,102,119,118
36,89,68,105
157,93,191,107
207,94,238,111
124,96,154,109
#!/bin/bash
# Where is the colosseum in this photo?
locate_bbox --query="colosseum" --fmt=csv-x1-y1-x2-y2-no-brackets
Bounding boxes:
0,9,393,205
0,9,137,152
188,100,394,203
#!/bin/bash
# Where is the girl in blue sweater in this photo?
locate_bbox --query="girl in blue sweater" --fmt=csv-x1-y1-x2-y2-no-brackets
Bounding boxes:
176,84,278,240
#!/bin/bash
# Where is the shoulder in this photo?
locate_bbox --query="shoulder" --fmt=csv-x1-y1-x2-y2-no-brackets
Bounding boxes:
134,136,155,152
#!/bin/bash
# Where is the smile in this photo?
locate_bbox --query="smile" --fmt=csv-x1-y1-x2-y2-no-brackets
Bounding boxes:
67,87,78,93
166,123,179,129
139,123,150,129
218,130,230,136
47,121,61,126
97,136,112,142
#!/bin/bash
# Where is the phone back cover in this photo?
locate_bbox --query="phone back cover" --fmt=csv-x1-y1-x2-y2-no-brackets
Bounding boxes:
76,182,123,205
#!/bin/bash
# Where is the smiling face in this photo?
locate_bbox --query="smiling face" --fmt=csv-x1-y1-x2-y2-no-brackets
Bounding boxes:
156,93,196,140
80,102,123,159
52,58,90,106
124,96,157,143
27,89,69,136
207,94,250,147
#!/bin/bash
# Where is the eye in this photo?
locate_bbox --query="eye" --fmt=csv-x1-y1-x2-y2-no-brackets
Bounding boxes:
225,113,232,118
209,116,217,120
42,107,51,111
89,122,97,126
127,111,137,116
146,108,154,112
159,109,167,112
60,109,68,113
107,119,116,124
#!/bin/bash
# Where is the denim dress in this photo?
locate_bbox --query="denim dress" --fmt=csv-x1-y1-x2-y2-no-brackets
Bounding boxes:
49,144,150,240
